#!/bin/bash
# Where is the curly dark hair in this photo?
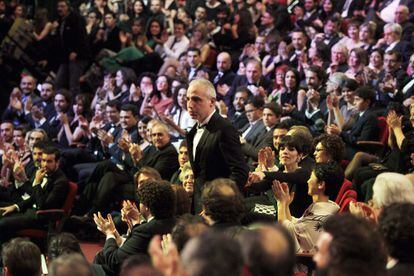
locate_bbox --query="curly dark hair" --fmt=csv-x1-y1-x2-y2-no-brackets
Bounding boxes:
314,134,345,163
201,178,245,224
324,214,387,276
138,180,175,219
379,203,414,263
313,162,344,200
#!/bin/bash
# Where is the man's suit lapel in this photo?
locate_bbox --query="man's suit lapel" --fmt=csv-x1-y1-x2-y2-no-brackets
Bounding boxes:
194,112,219,163
187,126,197,164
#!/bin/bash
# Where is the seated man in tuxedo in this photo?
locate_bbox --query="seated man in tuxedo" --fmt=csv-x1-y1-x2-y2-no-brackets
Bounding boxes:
128,122,179,181
228,87,249,131
93,180,176,275
0,146,69,247
0,140,47,206
327,87,379,160
211,51,236,101
80,104,139,217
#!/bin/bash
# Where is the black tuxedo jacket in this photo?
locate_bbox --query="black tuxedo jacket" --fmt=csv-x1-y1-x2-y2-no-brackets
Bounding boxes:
129,143,179,180
186,112,249,212
17,168,69,212
101,217,176,275
210,70,236,87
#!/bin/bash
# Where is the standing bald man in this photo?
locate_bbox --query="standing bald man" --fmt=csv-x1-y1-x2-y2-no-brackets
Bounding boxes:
186,79,249,213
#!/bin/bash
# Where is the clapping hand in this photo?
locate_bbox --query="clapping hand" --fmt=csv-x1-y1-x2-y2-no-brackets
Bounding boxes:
271,180,294,205
257,147,275,171
121,200,141,228
149,235,182,276
386,110,402,129
118,131,132,152
93,212,117,236
97,129,114,146
326,124,341,135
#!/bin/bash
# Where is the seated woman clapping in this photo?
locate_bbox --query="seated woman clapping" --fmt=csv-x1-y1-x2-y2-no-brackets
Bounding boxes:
273,162,342,253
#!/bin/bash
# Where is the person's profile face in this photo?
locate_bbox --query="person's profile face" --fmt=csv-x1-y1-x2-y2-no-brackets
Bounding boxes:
313,232,332,270
186,83,215,123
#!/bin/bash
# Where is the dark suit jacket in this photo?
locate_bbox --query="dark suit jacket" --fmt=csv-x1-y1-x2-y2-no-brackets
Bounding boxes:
341,109,379,159
375,69,407,108
241,120,267,146
57,11,90,61
108,125,139,174
210,70,236,87
101,217,176,275
391,41,413,63
0,159,36,205
226,76,273,110
242,126,275,162
186,112,249,212
130,143,179,180
17,168,69,212
231,112,248,131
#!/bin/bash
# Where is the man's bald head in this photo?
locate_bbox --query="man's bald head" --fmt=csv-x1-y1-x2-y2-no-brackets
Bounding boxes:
216,52,232,72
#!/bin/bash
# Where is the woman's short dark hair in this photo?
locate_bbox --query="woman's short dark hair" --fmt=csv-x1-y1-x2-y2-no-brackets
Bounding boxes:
313,162,344,200
342,78,358,91
314,134,345,163
138,180,175,219
279,135,304,155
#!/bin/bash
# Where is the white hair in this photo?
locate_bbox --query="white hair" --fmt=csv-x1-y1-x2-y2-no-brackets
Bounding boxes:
189,78,216,99
384,23,402,37
372,172,414,208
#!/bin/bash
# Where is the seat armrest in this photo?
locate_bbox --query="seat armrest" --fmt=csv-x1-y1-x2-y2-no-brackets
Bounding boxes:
36,209,65,221
356,141,385,155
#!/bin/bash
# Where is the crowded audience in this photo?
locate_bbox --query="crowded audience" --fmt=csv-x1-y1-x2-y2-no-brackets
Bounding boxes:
1,0,414,275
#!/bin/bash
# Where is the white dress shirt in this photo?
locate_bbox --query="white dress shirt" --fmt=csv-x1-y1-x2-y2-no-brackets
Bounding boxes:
192,110,216,159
